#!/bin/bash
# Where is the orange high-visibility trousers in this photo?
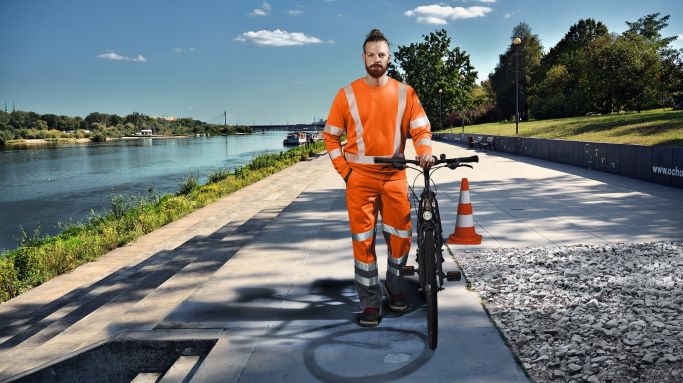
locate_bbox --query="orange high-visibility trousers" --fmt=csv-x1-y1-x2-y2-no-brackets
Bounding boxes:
346,170,412,310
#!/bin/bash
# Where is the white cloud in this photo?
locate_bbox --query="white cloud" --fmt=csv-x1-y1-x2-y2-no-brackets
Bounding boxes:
405,5,493,24
174,47,197,54
678,34,683,40
417,16,448,25
479,0,496,3
288,9,303,15
504,11,512,18
97,50,147,62
235,29,332,47
249,1,271,16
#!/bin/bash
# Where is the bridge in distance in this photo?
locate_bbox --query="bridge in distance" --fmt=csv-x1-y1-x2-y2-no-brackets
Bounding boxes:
248,123,325,132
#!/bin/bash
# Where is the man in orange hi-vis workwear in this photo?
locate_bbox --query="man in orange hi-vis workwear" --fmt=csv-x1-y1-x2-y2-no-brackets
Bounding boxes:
324,29,434,327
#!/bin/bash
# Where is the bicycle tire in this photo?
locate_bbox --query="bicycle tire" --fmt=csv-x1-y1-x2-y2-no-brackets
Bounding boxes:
423,228,438,350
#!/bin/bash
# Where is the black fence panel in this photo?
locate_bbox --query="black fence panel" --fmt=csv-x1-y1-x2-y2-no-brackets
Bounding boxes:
619,145,636,178
672,148,683,189
605,144,620,175
594,143,607,172
634,146,653,182
652,146,673,187
583,142,594,169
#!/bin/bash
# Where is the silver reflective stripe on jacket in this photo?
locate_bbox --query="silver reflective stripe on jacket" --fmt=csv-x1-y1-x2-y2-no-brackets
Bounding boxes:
351,228,375,241
414,138,432,148
393,82,407,156
382,223,412,238
410,116,430,131
344,152,394,164
324,124,343,137
355,274,379,287
355,259,378,271
328,148,342,160
344,85,365,156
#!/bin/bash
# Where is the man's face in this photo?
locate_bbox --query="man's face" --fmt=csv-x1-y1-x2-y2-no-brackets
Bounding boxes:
363,41,390,79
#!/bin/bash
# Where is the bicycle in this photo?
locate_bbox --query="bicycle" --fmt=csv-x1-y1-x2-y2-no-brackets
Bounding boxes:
375,154,478,350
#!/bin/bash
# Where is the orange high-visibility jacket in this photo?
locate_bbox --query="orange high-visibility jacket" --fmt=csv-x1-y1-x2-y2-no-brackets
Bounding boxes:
323,77,432,180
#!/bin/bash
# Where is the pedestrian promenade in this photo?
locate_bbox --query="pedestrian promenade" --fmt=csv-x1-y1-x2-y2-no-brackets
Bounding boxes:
1,139,681,382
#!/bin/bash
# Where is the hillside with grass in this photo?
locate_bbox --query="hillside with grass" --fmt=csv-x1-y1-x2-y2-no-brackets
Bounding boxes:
443,109,683,147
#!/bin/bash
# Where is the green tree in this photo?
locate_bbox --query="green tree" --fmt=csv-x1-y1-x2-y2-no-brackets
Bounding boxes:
529,64,572,118
530,19,609,117
625,13,677,52
388,29,477,130
489,23,543,121
585,33,660,113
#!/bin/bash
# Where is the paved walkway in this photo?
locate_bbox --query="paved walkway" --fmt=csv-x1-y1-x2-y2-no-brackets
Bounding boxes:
1,140,681,382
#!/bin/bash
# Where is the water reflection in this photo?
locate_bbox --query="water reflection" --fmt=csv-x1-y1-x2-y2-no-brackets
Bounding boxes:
0,132,294,251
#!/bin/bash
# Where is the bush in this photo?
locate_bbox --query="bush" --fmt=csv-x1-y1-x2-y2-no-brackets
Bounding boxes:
178,173,199,195
208,168,231,183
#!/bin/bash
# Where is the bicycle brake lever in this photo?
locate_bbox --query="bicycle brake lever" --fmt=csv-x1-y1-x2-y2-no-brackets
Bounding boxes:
459,164,473,169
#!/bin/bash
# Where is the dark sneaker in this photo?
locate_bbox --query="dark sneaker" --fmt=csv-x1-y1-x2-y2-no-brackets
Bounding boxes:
384,282,408,312
359,308,380,327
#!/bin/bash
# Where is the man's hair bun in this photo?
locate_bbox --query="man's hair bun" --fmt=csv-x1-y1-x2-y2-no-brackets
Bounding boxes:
363,29,389,51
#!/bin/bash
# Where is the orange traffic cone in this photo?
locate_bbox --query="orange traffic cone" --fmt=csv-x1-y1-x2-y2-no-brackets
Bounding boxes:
447,178,483,245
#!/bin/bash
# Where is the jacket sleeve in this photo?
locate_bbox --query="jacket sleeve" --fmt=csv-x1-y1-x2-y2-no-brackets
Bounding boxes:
323,90,352,179
407,87,432,156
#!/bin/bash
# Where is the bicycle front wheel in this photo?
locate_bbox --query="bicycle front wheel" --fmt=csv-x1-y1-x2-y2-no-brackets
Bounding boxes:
423,229,438,350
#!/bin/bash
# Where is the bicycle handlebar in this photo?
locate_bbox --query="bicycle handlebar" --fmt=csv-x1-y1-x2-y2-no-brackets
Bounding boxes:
374,154,478,168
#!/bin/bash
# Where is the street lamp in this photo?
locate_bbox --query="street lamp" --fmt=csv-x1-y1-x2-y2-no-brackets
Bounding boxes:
438,88,443,131
459,74,465,135
513,37,522,135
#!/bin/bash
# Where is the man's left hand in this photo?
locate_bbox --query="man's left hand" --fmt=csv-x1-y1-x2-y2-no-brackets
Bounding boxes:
416,154,435,169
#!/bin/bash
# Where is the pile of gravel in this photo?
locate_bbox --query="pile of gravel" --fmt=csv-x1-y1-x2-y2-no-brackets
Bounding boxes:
454,241,682,383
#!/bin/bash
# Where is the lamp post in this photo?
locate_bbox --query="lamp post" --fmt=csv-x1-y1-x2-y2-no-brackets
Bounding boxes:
513,37,522,135
459,74,465,135
438,88,443,131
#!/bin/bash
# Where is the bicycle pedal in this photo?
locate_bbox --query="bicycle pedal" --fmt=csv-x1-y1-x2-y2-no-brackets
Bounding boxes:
400,265,416,276
446,271,462,281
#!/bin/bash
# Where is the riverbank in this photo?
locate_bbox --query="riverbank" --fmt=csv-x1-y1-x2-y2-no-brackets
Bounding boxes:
0,141,326,302
4,135,204,147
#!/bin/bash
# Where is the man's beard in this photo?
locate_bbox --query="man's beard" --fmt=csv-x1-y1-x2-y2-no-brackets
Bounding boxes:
365,63,387,79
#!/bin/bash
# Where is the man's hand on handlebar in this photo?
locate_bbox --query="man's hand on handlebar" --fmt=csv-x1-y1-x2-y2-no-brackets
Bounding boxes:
416,154,435,169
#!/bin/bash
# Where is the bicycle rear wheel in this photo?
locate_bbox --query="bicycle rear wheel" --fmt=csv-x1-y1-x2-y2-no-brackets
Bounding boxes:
423,229,438,350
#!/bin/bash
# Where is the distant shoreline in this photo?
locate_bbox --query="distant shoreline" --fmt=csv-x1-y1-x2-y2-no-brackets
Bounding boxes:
5,135,197,146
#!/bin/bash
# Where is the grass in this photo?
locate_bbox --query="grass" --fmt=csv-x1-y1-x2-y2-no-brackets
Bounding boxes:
442,108,683,147
0,141,326,302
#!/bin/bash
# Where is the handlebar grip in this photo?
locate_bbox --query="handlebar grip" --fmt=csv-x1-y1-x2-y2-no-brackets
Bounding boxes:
373,157,394,164
456,155,479,163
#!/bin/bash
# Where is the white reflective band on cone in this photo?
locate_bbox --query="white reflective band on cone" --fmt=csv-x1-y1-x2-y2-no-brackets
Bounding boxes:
456,214,474,228
355,274,379,287
387,267,401,276
354,259,378,271
459,191,471,204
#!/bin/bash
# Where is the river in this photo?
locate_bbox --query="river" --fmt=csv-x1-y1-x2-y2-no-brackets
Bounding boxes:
0,132,298,252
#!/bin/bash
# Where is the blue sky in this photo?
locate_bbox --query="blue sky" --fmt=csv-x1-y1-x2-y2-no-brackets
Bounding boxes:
1,0,682,125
